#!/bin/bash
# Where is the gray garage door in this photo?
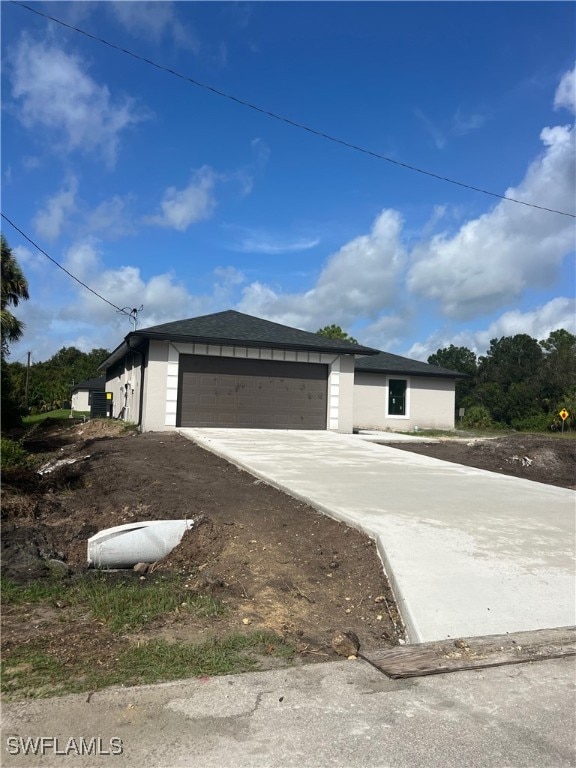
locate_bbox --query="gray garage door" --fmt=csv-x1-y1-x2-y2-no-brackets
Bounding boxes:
177,355,328,429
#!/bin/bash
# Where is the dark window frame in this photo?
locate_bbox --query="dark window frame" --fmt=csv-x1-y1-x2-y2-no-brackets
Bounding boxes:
387,377,409,417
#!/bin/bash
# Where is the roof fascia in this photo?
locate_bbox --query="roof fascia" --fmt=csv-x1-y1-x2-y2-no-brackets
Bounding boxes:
354,366,468,379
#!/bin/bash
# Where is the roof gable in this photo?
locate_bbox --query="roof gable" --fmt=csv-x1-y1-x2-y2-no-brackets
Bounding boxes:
72,375,106,392
355,351,467,378
130,310,379,355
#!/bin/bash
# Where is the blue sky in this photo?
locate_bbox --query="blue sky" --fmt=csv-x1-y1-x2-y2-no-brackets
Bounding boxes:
2,1,575,363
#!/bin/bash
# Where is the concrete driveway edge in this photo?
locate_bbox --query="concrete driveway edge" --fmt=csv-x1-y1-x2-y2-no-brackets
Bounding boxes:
179,429,416,643
179,428,575,644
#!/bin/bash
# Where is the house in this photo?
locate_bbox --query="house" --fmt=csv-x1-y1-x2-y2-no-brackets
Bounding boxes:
70,376,106,412
353,352,467,431
99,310,465,433
99,310,379,432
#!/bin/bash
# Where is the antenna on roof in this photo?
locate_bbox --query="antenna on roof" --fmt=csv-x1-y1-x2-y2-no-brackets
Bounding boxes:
118,305,144,331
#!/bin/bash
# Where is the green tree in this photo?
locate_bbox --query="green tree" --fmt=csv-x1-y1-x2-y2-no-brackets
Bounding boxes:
1,235,30,428
428,331,575,431
538,329,576,406
428,345,477,376
428,344,478,410
316,324,358,344
1,234,29,356
12,346,110,413
477,335,544,426
478,335,543,386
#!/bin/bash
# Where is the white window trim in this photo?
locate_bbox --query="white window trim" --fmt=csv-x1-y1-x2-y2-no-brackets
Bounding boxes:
386,376,411,419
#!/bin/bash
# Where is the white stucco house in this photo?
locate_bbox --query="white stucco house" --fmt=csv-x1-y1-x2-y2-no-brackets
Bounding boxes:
353,352,467,431
99,311,464,433
70,376,106,412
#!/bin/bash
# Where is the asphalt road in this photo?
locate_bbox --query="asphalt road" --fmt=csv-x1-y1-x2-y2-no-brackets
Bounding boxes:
2,657,575,767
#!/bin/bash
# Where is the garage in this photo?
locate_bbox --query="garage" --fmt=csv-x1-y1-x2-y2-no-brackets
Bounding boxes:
177,354,328,429
100,310,380,433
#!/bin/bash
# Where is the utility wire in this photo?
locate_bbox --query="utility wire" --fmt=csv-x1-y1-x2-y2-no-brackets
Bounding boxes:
1,212,130,315
11,1,576,219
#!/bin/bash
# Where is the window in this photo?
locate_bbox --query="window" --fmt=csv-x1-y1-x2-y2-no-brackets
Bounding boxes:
388,378,407,416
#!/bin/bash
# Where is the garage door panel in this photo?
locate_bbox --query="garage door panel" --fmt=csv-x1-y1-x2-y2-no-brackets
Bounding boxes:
177,355,328,429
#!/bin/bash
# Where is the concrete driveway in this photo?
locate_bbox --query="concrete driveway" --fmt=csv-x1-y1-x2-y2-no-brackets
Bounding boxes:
180,429,576,643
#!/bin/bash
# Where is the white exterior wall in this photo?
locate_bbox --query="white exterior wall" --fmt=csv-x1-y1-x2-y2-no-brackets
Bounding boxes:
353,372,456,431
71,390,90,412
105,351,144,425
331,355,355,433
138,340,356,433
140,340,169,432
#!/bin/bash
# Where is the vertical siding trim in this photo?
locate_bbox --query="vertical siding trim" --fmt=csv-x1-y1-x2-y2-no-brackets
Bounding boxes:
165,344,179,426
328,356,341,430
167,343,345,431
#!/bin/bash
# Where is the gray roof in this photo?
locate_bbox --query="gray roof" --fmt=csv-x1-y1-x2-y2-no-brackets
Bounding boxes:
72,375,106,392
355,352,467,379
127,311,379,355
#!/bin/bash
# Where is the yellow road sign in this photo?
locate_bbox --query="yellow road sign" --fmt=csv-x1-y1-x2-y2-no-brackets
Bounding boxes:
559,409,569,421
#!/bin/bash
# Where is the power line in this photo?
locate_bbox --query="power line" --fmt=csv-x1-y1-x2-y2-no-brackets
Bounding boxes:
11,1,576,219
1,212,131,316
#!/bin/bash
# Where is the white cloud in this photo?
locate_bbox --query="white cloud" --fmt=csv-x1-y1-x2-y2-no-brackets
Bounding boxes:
23,156,40,170
414,107,486,149
107,1,199,51
33,177,78,241
231,230,320,255
406,297,576,362
147,167,218,231
479,297,576,342
251,137,271,168
408,123,575,319
63,239,101,281
32,178,135,242
359,312,415,353
85,196,136,240
12,245,44,274
55,240,233,336
238,209,406,330
414,108,446,149
452,109,486,136
9,34,148,167
554,65,576,114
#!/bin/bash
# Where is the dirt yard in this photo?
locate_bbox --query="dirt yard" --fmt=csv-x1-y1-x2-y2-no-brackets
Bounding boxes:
1,420,403,680
3,422,573,693
388,433,575,489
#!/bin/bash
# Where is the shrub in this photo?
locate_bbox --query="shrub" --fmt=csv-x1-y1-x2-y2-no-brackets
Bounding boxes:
511,413,553,433
461,404,495,430
0,438,29,469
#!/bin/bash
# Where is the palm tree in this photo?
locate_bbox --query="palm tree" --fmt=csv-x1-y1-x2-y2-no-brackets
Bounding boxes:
1,234,29,355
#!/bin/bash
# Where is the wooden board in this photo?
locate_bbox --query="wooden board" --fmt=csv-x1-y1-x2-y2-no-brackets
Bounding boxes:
360,626,576,679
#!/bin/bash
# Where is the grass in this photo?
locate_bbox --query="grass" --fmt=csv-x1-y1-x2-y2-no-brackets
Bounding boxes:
1,632,296,699
1,572,228,632
2,647,74,699
1,572,296,698
394,428,503,438
395,427,575,439
23,409,90,425
0,437,30,468
114,632,295,683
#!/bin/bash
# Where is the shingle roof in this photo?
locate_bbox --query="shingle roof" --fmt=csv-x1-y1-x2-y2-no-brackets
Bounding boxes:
355,351,467,378
71,375,106,392
130,310,379,355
